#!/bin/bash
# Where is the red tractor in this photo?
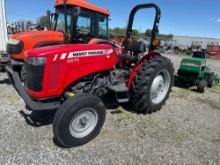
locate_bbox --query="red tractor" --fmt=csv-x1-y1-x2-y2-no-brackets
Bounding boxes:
7,3,174,148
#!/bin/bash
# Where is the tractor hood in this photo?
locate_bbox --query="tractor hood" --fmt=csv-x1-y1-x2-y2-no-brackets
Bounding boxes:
8,31,64,60
11,30,64,43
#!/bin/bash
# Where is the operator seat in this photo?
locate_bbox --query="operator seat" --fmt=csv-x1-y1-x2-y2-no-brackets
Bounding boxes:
125,40,146,55
120,40,147,62
192,51,207,59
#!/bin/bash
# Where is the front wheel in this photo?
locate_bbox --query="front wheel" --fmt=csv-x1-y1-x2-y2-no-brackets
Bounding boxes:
131,56,174,114
0,66,5,72
207,73,215,88
197,80,207,93
53,94,106,148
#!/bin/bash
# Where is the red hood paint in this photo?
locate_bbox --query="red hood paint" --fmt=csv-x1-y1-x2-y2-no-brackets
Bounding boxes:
25,44,119,98
26,44,114,57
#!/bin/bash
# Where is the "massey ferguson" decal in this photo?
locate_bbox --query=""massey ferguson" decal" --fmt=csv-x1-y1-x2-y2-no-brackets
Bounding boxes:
53,49,113,61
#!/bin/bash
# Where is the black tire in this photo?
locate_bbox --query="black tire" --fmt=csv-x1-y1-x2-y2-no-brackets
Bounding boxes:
0,66,5,72
12,66,22,77
197,80,207,93
53,94,106,148
207,73,215,88
131,56,174,114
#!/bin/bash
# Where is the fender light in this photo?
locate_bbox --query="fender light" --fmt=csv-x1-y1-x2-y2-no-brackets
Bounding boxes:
26,57,47,66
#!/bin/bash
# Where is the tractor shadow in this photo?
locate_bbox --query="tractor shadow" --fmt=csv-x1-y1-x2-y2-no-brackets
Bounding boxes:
19,110,65,148
19,110,57,127
174,78,193,89
174,78,199,93
101,93,134,114
18,94,135,128
101,93,149,114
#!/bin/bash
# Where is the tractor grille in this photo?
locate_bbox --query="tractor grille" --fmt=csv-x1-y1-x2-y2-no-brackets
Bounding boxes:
177,70,199,78
7,42,24,55
25,63,45,92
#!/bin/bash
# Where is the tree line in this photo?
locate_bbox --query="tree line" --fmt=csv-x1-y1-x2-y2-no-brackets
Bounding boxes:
109,27,173,40
36,14,173,41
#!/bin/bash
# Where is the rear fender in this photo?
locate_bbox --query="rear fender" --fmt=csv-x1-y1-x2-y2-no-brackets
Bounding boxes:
127,51,161,89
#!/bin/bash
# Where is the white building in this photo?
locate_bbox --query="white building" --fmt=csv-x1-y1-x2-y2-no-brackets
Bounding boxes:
173,36,220,49
0,0,8,54
0,0,8,68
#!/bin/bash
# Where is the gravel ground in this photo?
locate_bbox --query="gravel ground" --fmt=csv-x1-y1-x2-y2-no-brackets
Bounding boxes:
0,54,219,165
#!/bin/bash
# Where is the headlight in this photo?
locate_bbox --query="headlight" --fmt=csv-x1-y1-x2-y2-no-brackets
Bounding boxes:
7,38,24,54
26,57,47,66
8,38,21,45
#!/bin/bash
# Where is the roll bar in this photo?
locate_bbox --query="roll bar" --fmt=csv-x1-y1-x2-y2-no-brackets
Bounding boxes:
124,3,161,51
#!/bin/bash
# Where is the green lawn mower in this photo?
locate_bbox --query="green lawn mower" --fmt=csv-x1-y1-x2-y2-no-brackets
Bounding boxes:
176,51,220,93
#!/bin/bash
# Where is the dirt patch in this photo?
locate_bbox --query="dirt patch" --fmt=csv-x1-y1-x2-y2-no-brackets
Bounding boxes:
196,97,220,111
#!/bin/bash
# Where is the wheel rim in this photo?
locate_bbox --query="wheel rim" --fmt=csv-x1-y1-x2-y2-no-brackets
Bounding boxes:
150,69,171,104
69,108,98,139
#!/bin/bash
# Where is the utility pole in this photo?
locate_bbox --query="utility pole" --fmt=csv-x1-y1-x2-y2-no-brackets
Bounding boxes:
139,26,142,39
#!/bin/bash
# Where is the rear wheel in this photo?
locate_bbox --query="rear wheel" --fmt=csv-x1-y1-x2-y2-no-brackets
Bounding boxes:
207,73,215,87
197,80,207,93
131,56,174,114
53,94,106,148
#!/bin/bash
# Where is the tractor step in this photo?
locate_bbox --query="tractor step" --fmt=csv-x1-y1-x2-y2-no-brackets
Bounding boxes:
117,98,129,103
108,83,129,103
108,83,128,92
